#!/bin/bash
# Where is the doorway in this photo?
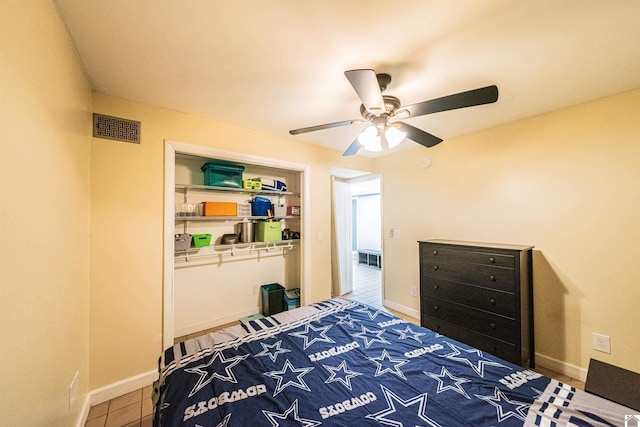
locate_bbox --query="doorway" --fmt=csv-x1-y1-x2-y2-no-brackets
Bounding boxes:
330,169,383,308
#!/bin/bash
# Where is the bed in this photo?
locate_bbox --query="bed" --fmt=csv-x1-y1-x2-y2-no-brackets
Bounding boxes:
153,298,633,426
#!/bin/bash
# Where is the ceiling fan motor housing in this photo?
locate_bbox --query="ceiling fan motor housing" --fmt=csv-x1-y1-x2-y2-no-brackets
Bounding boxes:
360,95,401,120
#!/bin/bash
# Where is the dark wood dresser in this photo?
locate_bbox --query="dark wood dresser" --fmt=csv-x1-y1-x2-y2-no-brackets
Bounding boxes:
418,239,534,367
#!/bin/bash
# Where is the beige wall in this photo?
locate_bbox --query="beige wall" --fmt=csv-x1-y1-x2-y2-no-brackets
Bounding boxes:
0,2,92,426
3,3,639,419
375,88,640,373
89,93,374,388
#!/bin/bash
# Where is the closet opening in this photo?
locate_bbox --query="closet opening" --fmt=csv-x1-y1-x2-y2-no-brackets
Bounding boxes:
163,140,311,349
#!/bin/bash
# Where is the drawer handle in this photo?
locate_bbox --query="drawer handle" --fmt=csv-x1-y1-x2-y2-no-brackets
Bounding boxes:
433,305,439,311
489,298,496,305
489,257,496,263
433,285,439,290
432,265,439,271
433,250,438,255
489,323,496,329
490,275,496,281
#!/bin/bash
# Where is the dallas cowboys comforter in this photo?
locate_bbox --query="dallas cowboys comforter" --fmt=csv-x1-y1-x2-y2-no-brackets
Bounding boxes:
153,298,632,426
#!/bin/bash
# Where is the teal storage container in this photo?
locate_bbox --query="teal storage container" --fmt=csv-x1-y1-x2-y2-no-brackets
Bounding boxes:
201,161,244,188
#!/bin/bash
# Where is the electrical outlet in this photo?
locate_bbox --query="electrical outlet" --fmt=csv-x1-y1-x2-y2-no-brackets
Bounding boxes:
592,333,611,353
410,286,418,297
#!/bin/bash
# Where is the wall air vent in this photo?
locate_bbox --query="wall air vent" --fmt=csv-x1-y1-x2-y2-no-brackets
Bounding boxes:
93,113,141,144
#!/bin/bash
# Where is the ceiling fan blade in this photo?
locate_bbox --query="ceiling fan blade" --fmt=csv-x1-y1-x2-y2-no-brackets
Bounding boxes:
342,138,362,156
344,69,385,114
289,119,361,135
399,85,498,118
396,122,443,148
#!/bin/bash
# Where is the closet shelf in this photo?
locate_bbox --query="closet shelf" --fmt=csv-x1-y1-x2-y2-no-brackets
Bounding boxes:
175,240,298,262
176,183,299,197
175,215,299,222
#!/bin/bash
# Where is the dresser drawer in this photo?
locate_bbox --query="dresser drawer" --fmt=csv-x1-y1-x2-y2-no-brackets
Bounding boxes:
421,315,518,363
422,278,516,318
422,259,515,293
424,298,516,343
421,244,515,268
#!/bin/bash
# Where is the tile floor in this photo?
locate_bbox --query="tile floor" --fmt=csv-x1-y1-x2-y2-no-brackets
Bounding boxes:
342,256,383,308
84,385,153,427
85,256,583,427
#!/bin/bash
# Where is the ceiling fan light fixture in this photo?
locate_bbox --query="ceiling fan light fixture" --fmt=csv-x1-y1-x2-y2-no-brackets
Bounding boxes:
358,125,382,152
385,124,406,149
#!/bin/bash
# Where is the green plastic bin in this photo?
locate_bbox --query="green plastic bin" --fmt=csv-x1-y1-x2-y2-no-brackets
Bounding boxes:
192,233,212,248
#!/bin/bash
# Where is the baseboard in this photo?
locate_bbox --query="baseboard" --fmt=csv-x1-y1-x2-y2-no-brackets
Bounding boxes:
383,299,420,320
174,307,259,338
90,369,158,406
535,352,588,382
74,394,91,427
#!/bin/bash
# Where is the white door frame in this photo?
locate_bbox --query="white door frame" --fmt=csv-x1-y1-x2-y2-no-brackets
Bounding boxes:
163,140,311,349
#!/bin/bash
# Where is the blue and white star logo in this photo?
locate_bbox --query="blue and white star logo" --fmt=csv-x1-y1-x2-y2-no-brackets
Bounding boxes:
366,385,441,427
394,325,427,343
264,359,314,396
475,387,529,422
289,323,335,349
369,349,409,380
335,313,360,328
323,360,362,391
423,366,471,399
441,342,510,377
184,351,249,397
353,325,390,348
215,413,231,427
262,399,322,427
255,340,291,363
355,305,386,320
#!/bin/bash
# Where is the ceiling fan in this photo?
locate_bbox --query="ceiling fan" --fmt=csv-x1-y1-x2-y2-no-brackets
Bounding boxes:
289,69,499,156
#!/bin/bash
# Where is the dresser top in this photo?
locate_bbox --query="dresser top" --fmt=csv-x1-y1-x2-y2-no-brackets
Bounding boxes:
418,239,534,251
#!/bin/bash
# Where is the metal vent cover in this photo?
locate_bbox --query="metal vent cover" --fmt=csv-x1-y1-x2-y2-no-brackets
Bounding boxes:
93,113,140,143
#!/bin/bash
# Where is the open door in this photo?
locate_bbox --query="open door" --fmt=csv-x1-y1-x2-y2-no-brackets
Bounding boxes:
331,177,353,296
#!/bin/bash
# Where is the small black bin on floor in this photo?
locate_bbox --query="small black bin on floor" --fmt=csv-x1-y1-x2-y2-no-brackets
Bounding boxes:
261,283,285,316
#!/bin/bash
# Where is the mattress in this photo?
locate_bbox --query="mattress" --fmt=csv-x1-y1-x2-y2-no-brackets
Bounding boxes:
153,298,633,426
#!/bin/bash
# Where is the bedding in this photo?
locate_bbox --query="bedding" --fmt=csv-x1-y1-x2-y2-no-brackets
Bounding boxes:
153,298,633,426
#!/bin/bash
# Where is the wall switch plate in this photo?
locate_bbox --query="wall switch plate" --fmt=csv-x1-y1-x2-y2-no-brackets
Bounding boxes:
390,229,401,239
410,286,418,297
592,333,611,353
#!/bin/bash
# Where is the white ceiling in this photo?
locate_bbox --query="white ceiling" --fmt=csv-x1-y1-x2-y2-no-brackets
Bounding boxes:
54,0,640,157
